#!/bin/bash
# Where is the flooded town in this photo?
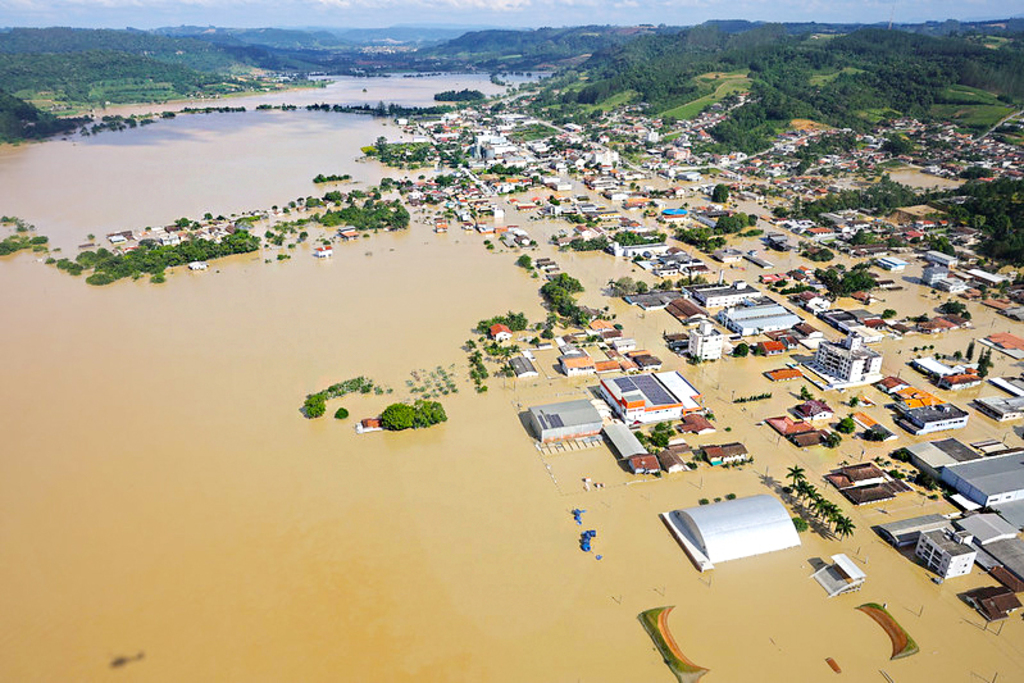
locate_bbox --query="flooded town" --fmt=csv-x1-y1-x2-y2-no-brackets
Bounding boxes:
3,16,1024,683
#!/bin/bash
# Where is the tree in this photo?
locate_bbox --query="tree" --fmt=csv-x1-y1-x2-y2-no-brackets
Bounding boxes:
334,407,350,420
381,403,415,431
609,276,638,297
823,431,842,448
977,348,994,378
939,300,970,318
966,340,975,361
836,416,857,434
882,134,913,156
732,342,750,358
515,254,532,270
786,465,806,485
834,516,856,539
792,516,809,533
881,309,897,319
303,393,326,418
712,183,730,203
799,385,813,401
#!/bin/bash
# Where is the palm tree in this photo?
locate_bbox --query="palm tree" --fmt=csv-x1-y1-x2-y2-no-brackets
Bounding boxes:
795,480,814,503
786,465,806,486
834,516,856,539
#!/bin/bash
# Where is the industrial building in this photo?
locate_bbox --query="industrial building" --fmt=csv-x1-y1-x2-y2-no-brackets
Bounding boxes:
717,301,802,336
526,399,604,443
686,281,758,308
905,438,983,480
661,495,801,572
974,396,1024,422
875,514,952,548
941,454,1024,508
808,332,883,389
599,371,702,425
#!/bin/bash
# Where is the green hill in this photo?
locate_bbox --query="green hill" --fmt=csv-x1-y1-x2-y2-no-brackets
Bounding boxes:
552,25,1024,152
0,51,254,108
0,91,80,142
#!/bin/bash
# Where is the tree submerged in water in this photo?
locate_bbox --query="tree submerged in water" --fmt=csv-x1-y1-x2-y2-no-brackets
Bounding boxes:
380,399,447,431
302,377,376,418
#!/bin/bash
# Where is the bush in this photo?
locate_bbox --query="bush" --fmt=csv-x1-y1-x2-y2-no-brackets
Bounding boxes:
836,416,857,434
304,394,327,418
334,407,350,420
381,399,447,431
725,493,737,500
698,498,710,505
792,517,809,533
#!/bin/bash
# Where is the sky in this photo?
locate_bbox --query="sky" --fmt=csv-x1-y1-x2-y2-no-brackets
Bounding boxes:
0,0,1020,30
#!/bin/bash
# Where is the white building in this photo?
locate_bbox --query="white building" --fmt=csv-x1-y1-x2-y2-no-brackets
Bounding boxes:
688,320,724,361
599,371,702,425
915,529,977,579
809,332,883,389
686,281,757,308
922,264,950,287
924,250,958,268
661,495,801,572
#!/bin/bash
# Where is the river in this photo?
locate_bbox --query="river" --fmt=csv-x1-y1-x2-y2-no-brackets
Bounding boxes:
1,74,1023,682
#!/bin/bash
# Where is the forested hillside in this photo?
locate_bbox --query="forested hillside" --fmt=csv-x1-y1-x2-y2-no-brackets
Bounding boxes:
0,51,252,107
0,91,80,142
0,28,245,72
552,26,1024,153
423,25,674,70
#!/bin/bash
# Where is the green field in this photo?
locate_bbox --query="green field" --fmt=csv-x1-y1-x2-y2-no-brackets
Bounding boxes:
931,103,1014,131
928,84,1015,131
661,72,751,120
590,88,637,112
809,66,864,86
510,122,560,141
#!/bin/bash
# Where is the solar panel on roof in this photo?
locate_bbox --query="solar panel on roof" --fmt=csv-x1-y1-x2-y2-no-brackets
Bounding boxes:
633,374,675,406
548,414,564,428
613,377,636,392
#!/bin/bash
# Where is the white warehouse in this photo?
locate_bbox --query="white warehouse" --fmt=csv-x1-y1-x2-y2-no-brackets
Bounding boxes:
661,495,801,572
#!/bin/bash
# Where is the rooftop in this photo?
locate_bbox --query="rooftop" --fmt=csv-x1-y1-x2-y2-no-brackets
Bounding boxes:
528,399,603,432
945,455,1024,498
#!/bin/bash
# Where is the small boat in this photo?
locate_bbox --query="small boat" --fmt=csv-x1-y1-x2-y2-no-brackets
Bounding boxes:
825,657,841,674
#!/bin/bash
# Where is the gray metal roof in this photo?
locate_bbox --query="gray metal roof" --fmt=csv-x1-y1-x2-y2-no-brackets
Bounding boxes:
982,537,1024,583
946,456,1024,498
528,399,602,431
509,356,537,377
602,423,647,459
874,514,951,546
954,514,1019,545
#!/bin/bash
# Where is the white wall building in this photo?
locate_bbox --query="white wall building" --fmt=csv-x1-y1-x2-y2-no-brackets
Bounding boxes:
915,529,977,579
688,320,724,361
809,332,883,389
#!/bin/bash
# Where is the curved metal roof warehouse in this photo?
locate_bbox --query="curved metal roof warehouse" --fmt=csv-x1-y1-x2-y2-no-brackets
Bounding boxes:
663,495,800,571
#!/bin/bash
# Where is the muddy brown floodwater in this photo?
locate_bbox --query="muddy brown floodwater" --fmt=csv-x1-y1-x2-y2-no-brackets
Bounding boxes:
1,77,1023,682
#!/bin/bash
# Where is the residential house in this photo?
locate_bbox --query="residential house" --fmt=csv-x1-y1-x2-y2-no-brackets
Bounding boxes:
490,324,513,342
703,442,749,466
795,400,834,421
